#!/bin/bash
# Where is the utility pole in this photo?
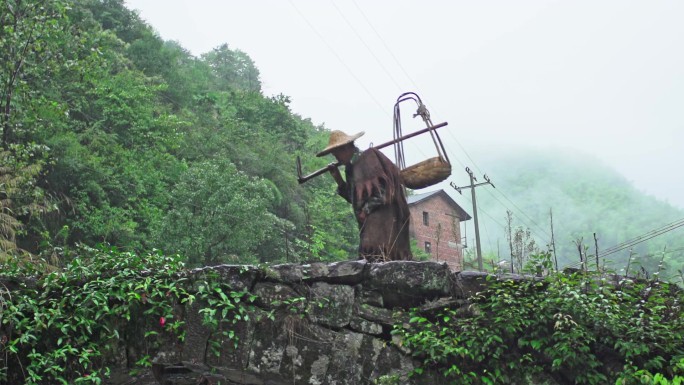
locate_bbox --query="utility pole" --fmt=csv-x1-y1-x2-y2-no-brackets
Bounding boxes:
550,208,558,271
450,167,494,271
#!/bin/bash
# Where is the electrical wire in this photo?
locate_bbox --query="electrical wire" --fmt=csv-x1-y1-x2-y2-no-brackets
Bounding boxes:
479,185,551,244
599,217,684,257
329,1,404,93
291,1,574,258
329,1,561,247
286,0,388,114
349,0,421,92
598,219,684,258
563,218,684,270
290,4,684,279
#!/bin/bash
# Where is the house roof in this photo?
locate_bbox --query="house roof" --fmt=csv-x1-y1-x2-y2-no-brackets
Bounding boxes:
407,189,472,221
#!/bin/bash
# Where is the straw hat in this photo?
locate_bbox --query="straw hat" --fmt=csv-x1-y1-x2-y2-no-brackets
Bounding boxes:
316,130,364,157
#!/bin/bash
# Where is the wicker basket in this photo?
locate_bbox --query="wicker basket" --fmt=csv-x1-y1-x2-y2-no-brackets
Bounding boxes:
400,157,452,189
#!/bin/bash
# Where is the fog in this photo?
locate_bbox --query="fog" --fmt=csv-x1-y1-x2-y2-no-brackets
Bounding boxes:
124,0,684,211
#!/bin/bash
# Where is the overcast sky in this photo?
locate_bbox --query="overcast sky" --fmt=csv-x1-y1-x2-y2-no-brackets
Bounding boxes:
124,0,684,210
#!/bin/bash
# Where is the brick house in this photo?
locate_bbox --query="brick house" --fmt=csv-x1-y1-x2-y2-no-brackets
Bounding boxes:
407,190,471,271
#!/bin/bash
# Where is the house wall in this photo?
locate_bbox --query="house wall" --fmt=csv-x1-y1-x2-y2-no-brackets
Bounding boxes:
409,194,464,271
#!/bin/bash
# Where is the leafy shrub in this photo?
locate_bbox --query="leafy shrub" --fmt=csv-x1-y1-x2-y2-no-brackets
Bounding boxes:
394,272,684,384
0,245,255,384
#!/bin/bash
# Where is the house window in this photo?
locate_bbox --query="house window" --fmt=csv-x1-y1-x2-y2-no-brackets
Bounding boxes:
424,241,432,254
422,211,429,226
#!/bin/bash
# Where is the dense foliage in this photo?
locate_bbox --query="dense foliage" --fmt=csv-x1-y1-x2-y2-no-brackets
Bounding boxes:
0,0,357,266
2,247,683,384
395,269,684,384
2,0,682,276
0,247,263,384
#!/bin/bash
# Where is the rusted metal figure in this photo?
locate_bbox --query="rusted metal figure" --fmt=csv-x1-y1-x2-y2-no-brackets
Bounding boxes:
296,93,451,261
315,130,412,261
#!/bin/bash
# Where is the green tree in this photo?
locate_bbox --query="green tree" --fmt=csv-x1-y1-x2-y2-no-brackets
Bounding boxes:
201,43,261,92
0,0,362,266
153,159,278,266
0,144,50,261
0,0,70,147
396,272,684,385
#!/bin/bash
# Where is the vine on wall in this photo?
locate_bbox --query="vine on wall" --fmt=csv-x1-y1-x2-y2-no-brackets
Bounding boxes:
0,246,255,384
394,271,684,385
2,247,684,385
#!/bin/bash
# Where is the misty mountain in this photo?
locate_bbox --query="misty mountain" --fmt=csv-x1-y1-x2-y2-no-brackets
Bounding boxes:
462,147,684,277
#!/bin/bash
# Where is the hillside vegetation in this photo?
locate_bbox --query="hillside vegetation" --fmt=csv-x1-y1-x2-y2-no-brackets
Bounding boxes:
1,0,357,267
1,0,682,282
469,148,684,278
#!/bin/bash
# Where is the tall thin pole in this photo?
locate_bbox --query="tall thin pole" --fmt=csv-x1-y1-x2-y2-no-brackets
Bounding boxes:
450,167,494,272
497,238,500,260
506,210,514,273
550,208,558,271
468,170,483,271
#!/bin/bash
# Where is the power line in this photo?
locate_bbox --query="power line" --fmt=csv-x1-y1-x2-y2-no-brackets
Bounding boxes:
481,211,496,260
325,2,546,245
563,218,684,270
335,3,503,204
296,1,555,249
274,5,683,278
492,186,552,239
346,0,475,171
598,219,684,258
478,184,552,244
469,170,553,242
329,1,404,93
349,0,421,92
599,217,684,256
288,1,438,165
446,166,551,247
638,246,684,259
443,145,550,249
287,0,387,114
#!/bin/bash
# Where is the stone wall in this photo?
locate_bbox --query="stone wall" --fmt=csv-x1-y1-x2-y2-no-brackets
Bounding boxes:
130,261,489,385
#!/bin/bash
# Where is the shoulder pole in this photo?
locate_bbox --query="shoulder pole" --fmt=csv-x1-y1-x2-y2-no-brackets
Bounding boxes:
297,122,448,184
